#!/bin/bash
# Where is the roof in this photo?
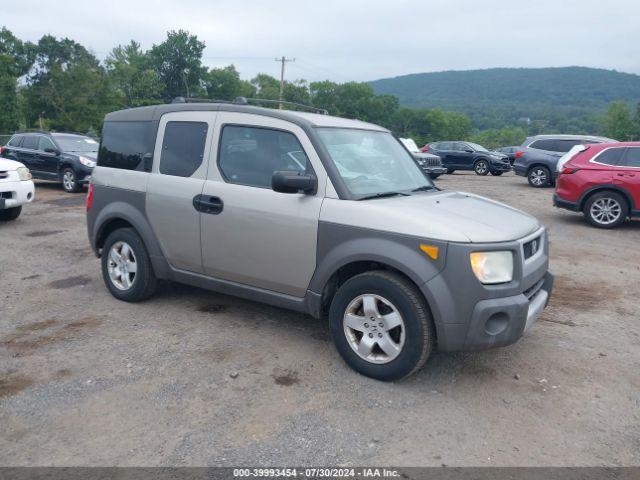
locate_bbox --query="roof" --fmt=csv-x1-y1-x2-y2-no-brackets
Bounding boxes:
104,103,388,132
526,134,618,142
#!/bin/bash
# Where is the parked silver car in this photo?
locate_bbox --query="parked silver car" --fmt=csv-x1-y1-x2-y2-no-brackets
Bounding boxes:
87,99,553,381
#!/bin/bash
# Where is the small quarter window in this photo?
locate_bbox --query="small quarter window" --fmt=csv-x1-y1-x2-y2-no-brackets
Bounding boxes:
159,121,208,177
99,121,153,171
7,135,23,147
218,125,309,189
529,139,557,151
593,147,625,166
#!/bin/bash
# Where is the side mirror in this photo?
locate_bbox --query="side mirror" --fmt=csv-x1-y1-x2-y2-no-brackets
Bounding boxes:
272,171,317,194
464,148,474,153
44,147,60,155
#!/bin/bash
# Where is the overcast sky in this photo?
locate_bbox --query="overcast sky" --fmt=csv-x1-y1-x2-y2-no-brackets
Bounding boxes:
4,0,640,82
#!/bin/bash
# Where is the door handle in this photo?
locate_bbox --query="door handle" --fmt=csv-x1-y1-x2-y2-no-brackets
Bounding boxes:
193,194,224,214
617,173,635,177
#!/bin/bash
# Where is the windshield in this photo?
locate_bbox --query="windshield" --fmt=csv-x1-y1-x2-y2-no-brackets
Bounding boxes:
317,128,433,197
465,142,488,152
53,134,99,153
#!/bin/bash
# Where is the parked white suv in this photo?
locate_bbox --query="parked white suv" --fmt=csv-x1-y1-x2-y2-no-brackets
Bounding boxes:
0,158,34,221
87,98,553,381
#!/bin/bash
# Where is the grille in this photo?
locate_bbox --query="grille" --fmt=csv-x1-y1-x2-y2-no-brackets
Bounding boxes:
0,191,13,199
0,171,8,179
421,157,442,167
523,236,542,260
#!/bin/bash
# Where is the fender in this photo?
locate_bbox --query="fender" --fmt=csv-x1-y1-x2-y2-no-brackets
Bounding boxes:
88,185,171,279
308,222,448,295
577,183,636,211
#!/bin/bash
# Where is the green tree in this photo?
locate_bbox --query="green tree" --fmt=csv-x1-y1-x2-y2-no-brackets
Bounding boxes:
205,65,255,100
602,101,636,140
0,27,34,132
106,40,163,107
149,30,206,99
469,126,527,150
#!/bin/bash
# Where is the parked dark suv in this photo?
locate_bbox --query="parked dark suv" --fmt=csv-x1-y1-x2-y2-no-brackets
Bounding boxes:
0,132,98,192
423,141,511,176
513,135,616,188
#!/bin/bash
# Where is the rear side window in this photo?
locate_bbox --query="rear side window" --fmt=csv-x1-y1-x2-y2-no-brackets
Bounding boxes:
7,135,23,147
218,125,309,189
593,147,625,166
159,121,208,177
22,135,38,150
555,140,584,153
438,142,453,150
624,147,640,168
98,121,152,171
529,139,557,151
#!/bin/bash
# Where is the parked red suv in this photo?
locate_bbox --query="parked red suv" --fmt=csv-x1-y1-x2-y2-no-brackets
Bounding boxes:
554,142,640,228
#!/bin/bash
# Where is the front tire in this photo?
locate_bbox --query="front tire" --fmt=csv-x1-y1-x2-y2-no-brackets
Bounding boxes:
329,271,435,381
446,169,455,174
101,228,157,302
474,160,489,176
490,171,504,176
527,166,550,188
61,168,81,193
429,173,442,179
0,206,22,221
583,191,628,229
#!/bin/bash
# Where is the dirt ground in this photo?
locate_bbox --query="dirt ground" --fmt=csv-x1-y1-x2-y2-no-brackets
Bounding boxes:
1,172,639,467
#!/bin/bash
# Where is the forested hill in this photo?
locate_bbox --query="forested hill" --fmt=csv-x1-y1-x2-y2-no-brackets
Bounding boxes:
369,67,640,131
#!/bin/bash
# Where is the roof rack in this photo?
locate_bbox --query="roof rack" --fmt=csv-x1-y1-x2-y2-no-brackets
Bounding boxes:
171,96,328,115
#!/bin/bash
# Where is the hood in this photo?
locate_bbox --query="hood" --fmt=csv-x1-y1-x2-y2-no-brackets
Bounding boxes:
320,190,540,243
67,151,97,161
0,158,26,171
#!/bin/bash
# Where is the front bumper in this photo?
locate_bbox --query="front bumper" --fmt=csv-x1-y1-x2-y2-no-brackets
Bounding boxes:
0,180,35,209
423,166,448,176
420,227,553,352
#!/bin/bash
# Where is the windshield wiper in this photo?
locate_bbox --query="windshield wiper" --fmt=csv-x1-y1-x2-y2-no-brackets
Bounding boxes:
357,191,411,201
411,185,437,192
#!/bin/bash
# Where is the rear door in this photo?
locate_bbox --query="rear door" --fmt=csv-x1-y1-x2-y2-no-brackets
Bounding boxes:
145,111,215,273
18,135,39,170
619,147,640,209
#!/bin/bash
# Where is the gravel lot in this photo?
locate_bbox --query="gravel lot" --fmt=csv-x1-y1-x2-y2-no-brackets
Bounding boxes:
1,172,639,467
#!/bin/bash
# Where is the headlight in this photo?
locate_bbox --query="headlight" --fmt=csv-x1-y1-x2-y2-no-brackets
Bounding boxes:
78,156,96,168
470,251,514,284
17,166,32,181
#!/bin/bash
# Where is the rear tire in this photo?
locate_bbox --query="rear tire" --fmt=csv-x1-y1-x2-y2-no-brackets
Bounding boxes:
0,206,22,221
101,228,157,302
329,270,435,381
474,160,489,176
583,191,628,229
61,168,81,193
527,166,550,188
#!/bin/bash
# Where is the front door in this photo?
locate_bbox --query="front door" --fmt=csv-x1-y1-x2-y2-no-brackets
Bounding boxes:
200,112,326,298
145,111,216,273
36,136,60,176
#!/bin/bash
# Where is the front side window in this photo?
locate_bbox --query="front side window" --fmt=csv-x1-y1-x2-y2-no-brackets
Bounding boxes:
317,128,432,197
624,147,640,168
38,136,56,152
593,147,625,166
98,121,152,171
159,121,208,177
218,125,309,188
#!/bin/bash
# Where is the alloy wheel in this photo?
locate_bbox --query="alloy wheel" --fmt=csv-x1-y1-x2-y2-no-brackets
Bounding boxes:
107,241,138,290
530,168,547,186
343,293,406,364
590,198,622,226
63,170,76,191
475,161,488,175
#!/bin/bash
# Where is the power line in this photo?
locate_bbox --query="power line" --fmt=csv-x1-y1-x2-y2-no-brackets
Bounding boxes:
275,56,295,109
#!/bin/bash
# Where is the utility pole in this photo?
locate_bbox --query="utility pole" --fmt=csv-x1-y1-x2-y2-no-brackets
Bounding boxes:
275,56,295,109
